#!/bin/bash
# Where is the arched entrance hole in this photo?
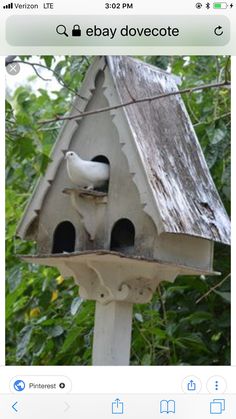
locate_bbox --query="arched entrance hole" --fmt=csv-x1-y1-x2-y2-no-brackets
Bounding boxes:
52,221,76,254
110,218,135,252
91,155,110,192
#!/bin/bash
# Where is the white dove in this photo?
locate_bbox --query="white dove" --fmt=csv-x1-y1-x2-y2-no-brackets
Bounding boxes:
65,151,109,190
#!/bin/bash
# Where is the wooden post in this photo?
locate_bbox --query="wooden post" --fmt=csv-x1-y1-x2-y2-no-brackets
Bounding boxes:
92,301,133,366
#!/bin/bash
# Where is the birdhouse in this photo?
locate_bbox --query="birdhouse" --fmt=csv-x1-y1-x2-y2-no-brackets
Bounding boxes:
17,56,230,365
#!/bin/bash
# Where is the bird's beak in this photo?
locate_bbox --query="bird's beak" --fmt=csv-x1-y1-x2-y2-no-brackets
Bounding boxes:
63,150,68,160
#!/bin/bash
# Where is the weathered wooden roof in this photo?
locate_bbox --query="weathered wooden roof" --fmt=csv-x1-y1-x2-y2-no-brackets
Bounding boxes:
17,56,230,245
107,56,230,244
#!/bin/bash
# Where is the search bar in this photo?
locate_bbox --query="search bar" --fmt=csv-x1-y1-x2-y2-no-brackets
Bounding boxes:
6,15,230,46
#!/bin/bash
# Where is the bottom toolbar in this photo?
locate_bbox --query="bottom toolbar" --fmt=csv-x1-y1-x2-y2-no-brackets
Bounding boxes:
0,394,235,418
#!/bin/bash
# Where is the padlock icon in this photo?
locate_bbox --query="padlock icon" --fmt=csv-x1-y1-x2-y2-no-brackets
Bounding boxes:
72,25,81,37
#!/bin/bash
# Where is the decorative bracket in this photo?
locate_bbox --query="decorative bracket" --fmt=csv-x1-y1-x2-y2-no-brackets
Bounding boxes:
21,251,215,306
62,254,178,305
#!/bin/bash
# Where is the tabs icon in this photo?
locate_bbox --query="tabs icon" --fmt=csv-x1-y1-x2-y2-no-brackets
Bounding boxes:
210,399,225,414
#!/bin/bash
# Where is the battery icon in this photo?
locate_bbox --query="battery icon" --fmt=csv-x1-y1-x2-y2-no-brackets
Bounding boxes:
213,2,228,8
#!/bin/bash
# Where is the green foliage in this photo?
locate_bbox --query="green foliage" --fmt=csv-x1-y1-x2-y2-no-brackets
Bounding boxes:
131,274,230,365
6,55,230,365
6,267,95,365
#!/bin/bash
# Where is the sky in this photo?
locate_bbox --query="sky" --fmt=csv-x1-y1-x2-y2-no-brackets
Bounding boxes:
5,56,62,99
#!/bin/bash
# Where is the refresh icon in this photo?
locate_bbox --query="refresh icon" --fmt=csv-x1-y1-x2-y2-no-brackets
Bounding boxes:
214,25,224,36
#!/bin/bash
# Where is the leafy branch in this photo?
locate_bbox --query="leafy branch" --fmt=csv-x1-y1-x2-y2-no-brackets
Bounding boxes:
6,57,89,102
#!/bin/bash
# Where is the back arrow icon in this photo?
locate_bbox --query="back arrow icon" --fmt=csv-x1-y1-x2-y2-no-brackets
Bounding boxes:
12,402,18,412
214,26,224,36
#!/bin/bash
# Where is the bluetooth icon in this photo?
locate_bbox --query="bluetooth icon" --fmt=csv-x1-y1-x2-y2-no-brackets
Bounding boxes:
206,2,210,8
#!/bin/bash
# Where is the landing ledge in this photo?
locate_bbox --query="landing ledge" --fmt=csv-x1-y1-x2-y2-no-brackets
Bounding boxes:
19,250,219,277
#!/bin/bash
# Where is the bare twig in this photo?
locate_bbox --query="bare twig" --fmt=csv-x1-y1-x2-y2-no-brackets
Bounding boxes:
157,284,168,325
5,119,16,125
196,273,230,304
31,64,51,81
157,284,171,363
5,55,17,66
193,112,231,127
7,59,89,102
185,93,201,124
39,80,230,125
224,56,231,83
124,81,136,102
